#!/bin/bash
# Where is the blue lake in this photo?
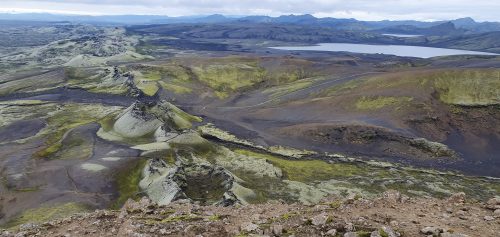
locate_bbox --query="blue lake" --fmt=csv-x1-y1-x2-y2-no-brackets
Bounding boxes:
382,34,423,38
271,43,499,58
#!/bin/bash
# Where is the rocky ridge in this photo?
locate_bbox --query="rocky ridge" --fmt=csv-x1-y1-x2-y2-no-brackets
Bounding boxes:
2,191,499,237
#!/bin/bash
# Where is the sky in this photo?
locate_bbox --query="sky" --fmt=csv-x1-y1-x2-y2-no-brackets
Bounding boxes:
1,0,500,22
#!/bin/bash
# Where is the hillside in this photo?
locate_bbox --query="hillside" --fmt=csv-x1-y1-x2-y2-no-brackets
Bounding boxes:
2,191,499,236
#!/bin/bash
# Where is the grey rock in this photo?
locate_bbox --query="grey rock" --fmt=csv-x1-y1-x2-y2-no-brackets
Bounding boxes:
18,223,38,232
381,190,401,203
271,224,283,236
447,192,466,204
420,226,442,235
344,222,355,232
380,226,399,237
344,232,358,237
493,209,500,217
140,158,242,206
326,229,337,236
486,197,500,206
441,232,470,237
486,197,500,210
409,138,455,157
484,215,495,221
240,222,259,232
370,231,382,237
311,213,329,226
139,159,184,206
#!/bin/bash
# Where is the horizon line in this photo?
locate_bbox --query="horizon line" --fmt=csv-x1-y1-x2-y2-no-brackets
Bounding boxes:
0,11,490,23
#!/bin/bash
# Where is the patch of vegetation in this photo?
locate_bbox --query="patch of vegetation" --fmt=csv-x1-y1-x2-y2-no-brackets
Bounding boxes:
233,149,363,183
35,140,64,158
355,96,413,110
159,81,192,94
35,104,120,159
129,57,319,98
193,63,266,98
135,80,159,96
281,211,299,220
432,70,500,106
13,186,41,192
148,102,202,130
111,158,148,209
229,147,500,201
352,69,500,106
169,103,203,127
322,78,364,96
5,202,89,228
208,214,221,221
263,80,312,98
0,100,49,106
379,229,389,237
161,64,192,82
64,67,93,81
141,71,162,81
326,200,343,209
357,230,372,237
132,70,162,96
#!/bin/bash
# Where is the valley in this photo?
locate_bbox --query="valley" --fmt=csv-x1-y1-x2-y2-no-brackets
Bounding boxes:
0,16,499,236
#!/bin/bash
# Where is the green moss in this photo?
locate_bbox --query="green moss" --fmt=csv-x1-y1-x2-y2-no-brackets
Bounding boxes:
35,104,119,159
159,81,192,94
263,80,312,98
448,105,465,114
112,159,148,209
357,230,372,237
136,81,159,96
35,141,63,158
5,202,89,228
192,63,266,99
142,71,162,81
169,104,203,124
281,211,298,220
327,200,343,209
323,78,364,96
159,64,193,85
355,96,413,110
233,149,363,183
13,186,40,192
65,67,129,95
380,229,389,237
433,70,500,105
147,102,201,130
0,100,48,106
208,215,221,221
164,149,177,165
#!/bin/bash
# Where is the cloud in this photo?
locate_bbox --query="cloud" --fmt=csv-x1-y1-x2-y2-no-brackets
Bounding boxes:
1,0,500,22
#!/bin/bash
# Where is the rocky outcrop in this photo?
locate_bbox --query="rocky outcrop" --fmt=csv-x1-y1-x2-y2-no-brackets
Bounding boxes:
409,138,456,157
139,158,244,206
278,123,458,159
3,191,499,237
99,100,201,143
113,102,163,138
139,159,184,205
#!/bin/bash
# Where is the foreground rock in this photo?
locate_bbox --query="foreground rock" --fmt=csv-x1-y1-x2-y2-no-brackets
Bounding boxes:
2,191,499,237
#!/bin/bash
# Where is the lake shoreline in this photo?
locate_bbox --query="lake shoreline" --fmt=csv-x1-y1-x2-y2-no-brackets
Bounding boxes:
271,43,499,58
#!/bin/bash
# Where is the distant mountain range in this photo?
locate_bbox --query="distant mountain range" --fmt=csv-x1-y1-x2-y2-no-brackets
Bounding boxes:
1,13,500,34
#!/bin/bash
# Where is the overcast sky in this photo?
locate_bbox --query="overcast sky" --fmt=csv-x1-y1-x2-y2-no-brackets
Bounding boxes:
1,0,500,22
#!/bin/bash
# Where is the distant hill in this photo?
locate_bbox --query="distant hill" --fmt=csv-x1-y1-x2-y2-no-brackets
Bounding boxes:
375,22,465,36
1,13,500,33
